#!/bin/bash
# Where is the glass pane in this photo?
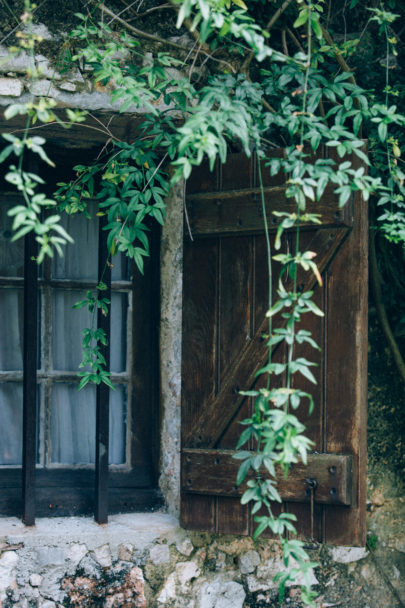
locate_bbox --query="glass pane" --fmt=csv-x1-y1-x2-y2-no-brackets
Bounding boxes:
0,383,23,464
53,291,127,373
51,208,129,281
0,202,24,277
109,385,127,465
52,291,92,371
110,293,127,373
52,212,99,280
50,384,96,464
50,383,127,465
111,252,129,281
0,289,23,370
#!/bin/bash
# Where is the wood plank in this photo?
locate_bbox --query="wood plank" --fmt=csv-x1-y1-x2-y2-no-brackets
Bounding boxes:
217,497,250,535
130,221,160,480
0,487,163,518
182,238,219,438
182,449,353,506
183,227,350,448
323,153,368,546
0,110,147,149
186,191,352,238
285,261,326,542
180,495,216,531
219,236,253,385
0,467,154,489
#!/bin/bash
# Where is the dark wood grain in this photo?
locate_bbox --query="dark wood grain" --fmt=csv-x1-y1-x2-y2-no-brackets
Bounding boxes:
181,151,368,544
182,449,353,506
183,227,350,449
180,494,216,531
322,152,368,546
186,190,352,238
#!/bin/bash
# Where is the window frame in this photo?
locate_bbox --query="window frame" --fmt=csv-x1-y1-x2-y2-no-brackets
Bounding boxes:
0,189,162,522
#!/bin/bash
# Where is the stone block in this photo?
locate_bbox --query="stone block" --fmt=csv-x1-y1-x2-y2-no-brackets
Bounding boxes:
331,546,369,564
157,572,177,603
176,561,200,588
176,537,194,557
66,543,87,566
118,542,134,562
198,579,246,608
29,79,58,97
0,78,23,97
149,543,171,565
29,573,43,587
240,550,260,574
0,550,19,599
59,81,77,92
92,544,112,568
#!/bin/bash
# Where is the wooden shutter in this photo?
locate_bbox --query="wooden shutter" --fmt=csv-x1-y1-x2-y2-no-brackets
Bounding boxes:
180,151,367,546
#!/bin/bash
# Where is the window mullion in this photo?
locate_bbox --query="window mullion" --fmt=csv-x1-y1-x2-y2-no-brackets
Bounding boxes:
95,215,111,523
22,230,38,525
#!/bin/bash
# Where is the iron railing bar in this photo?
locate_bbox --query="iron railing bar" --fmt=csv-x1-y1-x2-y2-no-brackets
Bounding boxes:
22,230,38,525
95,215,111,524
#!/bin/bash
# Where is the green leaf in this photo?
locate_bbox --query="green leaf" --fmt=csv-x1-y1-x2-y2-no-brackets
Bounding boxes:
378,121,388,143
293,9,309,29
236,458,251,486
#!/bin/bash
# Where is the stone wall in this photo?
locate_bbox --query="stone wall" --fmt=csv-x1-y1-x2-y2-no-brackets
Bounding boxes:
0,510,403,608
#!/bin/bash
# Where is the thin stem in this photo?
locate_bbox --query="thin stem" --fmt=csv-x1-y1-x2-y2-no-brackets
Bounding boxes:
257,156,272,390
241,0,295,74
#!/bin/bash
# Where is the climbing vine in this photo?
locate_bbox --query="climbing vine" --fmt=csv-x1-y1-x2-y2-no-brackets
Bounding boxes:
1,0,405,605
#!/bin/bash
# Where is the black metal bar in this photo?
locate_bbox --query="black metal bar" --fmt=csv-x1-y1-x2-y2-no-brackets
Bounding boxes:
94,215,111,523
22,230,38,525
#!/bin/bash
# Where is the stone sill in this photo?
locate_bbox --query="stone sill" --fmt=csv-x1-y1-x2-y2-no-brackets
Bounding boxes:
0,511,178,559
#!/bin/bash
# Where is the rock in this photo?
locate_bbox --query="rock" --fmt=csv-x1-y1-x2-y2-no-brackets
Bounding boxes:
331,546,369,564
92,544,112,568
129,567,147,608
59,81,77,92
39,567,67,603
246,574,273,593
35,54,61,79
29,79,58,98
36,547,65,567
0,551,19,599
176,561,200,588
176,537,194,557
118,542,135,561
240,550,260,574
157,572,177,603
40,601,56,608
29,573,43,587
0,77,23,97
78,554,103,580
66,543,87,566
150,543,171,565
216,552,226,570
198,579,246,608
371,490,385,507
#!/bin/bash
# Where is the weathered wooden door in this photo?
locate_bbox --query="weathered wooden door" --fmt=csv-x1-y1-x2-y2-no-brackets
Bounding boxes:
180,151,367,546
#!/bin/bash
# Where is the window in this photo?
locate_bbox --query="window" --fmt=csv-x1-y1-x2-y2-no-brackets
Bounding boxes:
0,151,161,521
